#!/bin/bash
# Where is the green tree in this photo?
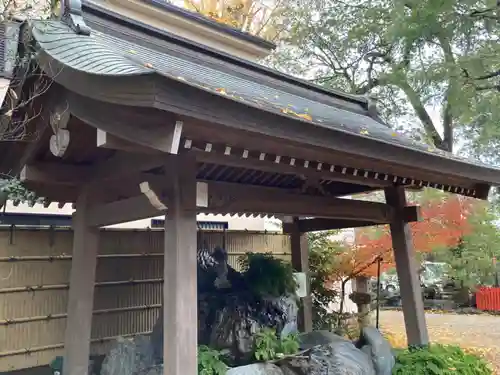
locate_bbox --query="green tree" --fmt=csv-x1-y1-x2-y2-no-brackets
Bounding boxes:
433,201,500,288
308,230,344,330
0,176,39,206
269,0,500,156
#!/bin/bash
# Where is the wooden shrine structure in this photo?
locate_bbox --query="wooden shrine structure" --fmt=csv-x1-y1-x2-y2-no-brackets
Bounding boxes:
2,0,500,374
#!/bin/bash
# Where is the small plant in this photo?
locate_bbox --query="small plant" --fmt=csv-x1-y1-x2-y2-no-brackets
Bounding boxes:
254,328,300,361
280,332,300,355
239,253,297,297
392,344,492,375
198,346,228,375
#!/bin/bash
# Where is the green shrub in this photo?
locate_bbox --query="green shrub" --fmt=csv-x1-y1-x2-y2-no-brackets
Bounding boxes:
198,346,228,375
254,328,300,361
393,344,492,375
239,253,297,297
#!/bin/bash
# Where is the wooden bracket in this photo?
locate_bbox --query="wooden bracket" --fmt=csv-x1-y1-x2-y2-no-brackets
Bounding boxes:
49,102,70,157
140,181,167,211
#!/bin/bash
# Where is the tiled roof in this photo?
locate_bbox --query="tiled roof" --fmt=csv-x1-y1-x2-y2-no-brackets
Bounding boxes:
31,21,460,159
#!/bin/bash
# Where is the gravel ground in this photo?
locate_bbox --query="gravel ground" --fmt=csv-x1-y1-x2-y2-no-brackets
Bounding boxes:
380,310,500,374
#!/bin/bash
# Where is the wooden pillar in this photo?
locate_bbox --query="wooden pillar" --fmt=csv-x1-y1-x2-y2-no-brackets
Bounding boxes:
289,217,313,333
64,190,100,375
163,156,198,375
385,187,429,346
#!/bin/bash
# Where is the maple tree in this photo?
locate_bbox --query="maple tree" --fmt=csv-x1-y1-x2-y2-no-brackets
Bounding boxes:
181,0,286,41
336,193,478,278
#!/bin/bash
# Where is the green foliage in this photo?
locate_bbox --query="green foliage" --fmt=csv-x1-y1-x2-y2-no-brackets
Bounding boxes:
0,177,40,205
280,332,300,355
253,328,300,361
238,252,297,298
269,0,500,158
308,231,345,330
198,346,228,375
254,328,279,361
393,344,492,375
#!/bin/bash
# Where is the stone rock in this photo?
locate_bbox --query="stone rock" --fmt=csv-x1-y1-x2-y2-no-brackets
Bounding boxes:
298,331,348,350
359,327,395,375
100,336,155,375
227,363,284,375
277,341,375,375
144,365,163,375
151,247,298,366
267,295,298,337
199,292,298,365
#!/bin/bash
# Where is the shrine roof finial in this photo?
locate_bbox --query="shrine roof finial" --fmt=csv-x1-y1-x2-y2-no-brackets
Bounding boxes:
60,0,91,36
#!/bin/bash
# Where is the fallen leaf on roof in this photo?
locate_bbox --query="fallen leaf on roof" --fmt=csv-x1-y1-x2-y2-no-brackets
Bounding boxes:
391,132,398,137
360,129,370,135
216,88,227,95
128,50,137,54
144,62,153,68
296,113,313,121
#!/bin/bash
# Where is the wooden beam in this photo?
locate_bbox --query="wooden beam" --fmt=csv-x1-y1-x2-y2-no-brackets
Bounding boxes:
85,181,209,227
69,89,184,153
163,155,198,375
97,129,159,154
85,195,156,227
385,186,429,347
20,155,166,186
283,206,421,232
20,163,93,186
85,180,395,227
204,182,393,222
63,189,100,375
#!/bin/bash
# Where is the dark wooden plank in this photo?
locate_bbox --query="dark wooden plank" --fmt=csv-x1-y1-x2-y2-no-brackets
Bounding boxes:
283,206,420,233
384,186,429,346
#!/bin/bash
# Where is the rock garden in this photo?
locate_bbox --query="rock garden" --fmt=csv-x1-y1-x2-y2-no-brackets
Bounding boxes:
58,247,492,375
97,249,395,375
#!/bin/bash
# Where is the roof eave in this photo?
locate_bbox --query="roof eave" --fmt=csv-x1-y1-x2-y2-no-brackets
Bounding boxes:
80,0,368,108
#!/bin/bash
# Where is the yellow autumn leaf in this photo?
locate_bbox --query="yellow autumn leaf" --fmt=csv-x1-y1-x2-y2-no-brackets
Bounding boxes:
296,113,313,121
216,88,227,95
360,129,369,135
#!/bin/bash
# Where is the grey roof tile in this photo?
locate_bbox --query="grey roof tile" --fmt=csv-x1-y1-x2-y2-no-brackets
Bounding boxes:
30,20,499,173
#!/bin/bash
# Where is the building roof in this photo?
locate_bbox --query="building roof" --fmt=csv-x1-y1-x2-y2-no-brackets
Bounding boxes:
8,3,500,202
122,0,276,51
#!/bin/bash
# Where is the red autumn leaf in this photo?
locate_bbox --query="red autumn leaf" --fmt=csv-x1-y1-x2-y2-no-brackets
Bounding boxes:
333,195,477,278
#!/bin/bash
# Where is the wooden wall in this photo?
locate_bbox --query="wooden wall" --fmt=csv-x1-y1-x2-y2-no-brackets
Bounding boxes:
0,228,291,371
